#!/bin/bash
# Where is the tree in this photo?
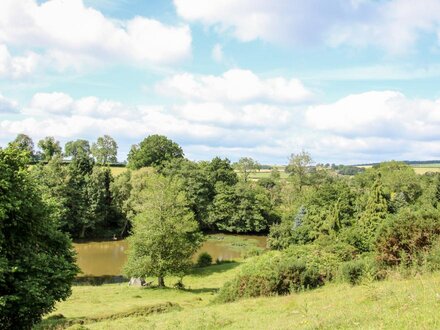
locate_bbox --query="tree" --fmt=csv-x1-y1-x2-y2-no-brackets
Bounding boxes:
124,173,203,287
64,139,91,160
161,158,213,229
91,135,118,164
127,135,184,169
235,157,261,182
208,182,273,233
8,134,36,161
354,175,389,252
285,150,313,191
37,136,62,162
0,147,78,329
202,157,238,187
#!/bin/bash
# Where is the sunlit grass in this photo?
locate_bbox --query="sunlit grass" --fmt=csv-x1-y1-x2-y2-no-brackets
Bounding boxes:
37,262,440,329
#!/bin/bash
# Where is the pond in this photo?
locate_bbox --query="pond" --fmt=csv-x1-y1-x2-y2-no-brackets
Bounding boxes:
74,234,267,276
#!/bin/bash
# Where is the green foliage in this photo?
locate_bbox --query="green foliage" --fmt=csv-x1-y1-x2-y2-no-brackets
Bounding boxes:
0,147,78,329
65,139,91,160
208,182,275,233
8,133,37,161
37,136,62,162
196,252,213,267
91,135,118,164
124,173,203,286
217,245,341,303
376,209,440,266
127,134,183,169
234,157,260,182
285,150,313,191
339,259,368,285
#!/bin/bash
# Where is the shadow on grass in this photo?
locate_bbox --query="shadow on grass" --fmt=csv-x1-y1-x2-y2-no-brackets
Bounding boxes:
35,302,181,329
73,275,127,286
190,261,241,277
183,287,219,294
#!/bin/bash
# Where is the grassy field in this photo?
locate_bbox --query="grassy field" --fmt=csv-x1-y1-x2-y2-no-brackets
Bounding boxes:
111,164,440,180
109,166,127,177
37,261,440,329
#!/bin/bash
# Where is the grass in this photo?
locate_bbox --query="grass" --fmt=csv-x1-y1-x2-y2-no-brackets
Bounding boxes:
109,166,127,177
37,261,440,329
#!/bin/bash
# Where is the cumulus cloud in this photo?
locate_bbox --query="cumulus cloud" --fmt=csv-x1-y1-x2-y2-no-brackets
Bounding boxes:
174,0,440,53
305,91,440,141
4,89,440,163
156,69,313,104
0,0,191,71
0,44,40,78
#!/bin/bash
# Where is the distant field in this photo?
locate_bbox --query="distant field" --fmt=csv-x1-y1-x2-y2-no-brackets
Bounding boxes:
109,166,127,176
413,167,440,174
356,164,440,175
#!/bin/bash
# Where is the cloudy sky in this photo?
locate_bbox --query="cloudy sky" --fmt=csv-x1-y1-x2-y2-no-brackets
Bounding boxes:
2,0,440,164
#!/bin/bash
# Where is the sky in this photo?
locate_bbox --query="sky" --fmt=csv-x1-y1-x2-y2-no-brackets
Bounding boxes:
2,0,440,164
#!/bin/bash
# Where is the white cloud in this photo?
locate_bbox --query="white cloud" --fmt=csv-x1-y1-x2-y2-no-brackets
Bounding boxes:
173,102,292,128
0,44,40,78
305,91,440,140
156,69,313,104
29,92,74,114
174,0,440,53
0,0,191,71
4,89,440,164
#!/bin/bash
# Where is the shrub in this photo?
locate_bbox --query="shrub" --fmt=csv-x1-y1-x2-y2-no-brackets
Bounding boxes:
340,259,366,285
196,252,213,267
376,209,440,267
217,244,345,303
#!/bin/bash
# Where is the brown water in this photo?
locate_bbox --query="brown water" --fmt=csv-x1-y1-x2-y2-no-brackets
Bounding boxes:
74,234,267,276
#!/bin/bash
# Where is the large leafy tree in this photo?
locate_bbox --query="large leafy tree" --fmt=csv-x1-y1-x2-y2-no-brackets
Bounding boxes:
127,134,184,169
234,157,260,182
0,147,78,329
285,150,313,191
37,136,62,162
8,134,36,161
208,182,273,233
91,135,118,164
64,139,91,160
124,173,203,287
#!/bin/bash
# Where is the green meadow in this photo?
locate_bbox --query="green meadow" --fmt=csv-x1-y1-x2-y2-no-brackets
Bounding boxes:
37,262,440,330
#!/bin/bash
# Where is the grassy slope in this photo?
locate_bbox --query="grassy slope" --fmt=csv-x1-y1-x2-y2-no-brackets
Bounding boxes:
39,262,440,330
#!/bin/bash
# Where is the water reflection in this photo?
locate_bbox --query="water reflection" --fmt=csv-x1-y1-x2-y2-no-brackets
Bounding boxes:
74,234,267,276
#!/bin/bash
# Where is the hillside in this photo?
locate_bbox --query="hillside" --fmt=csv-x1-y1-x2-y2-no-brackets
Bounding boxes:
37,262,440,330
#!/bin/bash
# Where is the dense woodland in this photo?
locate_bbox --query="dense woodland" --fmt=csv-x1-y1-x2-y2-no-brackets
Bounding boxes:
3,132,440,328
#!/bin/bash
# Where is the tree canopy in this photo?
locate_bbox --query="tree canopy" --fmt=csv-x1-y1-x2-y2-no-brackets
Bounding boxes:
91,135,118,164
0,147,78,329
127,135,184,169
124,172,203,287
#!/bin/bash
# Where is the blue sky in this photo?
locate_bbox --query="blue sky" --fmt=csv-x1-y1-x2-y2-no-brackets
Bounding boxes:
2,0,440,164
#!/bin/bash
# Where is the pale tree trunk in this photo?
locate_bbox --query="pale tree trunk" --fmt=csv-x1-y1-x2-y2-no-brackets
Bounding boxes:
80,224,86,238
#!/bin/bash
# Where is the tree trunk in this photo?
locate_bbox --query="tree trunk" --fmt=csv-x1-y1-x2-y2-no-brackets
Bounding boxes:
80,224,86,238
158,276,165,287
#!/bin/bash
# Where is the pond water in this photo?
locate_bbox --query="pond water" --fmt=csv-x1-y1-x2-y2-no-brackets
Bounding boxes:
74,234,267,276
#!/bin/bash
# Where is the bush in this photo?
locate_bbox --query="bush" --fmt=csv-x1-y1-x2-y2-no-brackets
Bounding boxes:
217,244,345,303
196,252,213,267
340,259,366,285
376,209,440,267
